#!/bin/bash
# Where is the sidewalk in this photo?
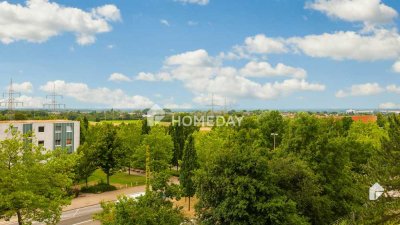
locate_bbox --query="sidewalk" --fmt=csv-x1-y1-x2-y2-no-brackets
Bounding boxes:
64,185,146,211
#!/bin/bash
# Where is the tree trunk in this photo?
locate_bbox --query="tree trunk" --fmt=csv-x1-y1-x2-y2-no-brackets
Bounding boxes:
128,163,131,175
17,210,22,225
188,197,191,211
85,177,88,187
106,173,110,185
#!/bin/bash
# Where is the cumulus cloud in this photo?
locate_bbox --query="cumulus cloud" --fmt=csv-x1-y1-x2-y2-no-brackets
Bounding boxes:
288,29,400,61
387,84,400,94
335,83,384,97
306,0,398,25
175,0,209,5
136,72,172,82
226,34,287,59
9,82,33,93
0,0,121,45
240,61,307,79
160,19,170,27
138,49,325,104
379,102,400,109
108,73,132,82
393,60,400,73
40,80,153,108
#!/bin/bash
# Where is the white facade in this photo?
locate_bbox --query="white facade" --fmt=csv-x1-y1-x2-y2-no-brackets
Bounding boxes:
0,120,80,152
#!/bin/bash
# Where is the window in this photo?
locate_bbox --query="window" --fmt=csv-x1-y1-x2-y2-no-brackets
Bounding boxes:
55,126,62,133
66,125,72,132
38,140,44,146
66,139,72,146
38,126,44,132
55,139,61,146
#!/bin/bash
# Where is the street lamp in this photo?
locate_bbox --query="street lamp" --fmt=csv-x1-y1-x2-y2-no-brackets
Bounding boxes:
271,133,278,150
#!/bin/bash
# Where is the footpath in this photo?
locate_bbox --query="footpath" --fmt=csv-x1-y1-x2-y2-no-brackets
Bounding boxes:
64,185,146,211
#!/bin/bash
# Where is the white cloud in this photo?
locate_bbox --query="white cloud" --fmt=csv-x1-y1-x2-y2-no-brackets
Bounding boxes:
379,102,400,109
163,103,192,109
160,19,170,27
92,4,121,21
288,29,400,61
40,80,153,108
335,83,384,97
9,82,33,93
306,0,398,25
0,0,120,45
15,95,45,108
387,84,400,94
136,72,172,82
228,34,287,59
108,73,132,82
139,49,325,104
392,60,400,73
240,61,307,79
175,0,209,5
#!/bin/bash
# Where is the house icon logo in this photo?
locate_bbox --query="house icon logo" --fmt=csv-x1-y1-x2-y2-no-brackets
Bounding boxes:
146,104,165,126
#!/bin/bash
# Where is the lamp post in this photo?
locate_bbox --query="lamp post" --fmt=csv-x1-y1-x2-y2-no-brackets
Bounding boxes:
271,133,278,150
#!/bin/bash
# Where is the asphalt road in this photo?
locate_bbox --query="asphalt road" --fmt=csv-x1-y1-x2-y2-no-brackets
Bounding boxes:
0,204,102,225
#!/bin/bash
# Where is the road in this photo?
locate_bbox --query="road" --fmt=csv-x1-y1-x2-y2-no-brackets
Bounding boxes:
0,204,102,225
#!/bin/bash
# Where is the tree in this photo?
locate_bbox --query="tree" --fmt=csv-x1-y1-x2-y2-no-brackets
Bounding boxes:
180,134,198,211
91,123,124,185
117,123,142,174
169,115,198,170
134,125,173,173
258,111,285,149
0,127,78,225
195,143,308,225
141,119,150,135
75,144,97,187
95,191,185,225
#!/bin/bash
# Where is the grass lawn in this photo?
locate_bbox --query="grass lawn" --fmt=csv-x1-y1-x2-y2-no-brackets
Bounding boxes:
81,169,146,188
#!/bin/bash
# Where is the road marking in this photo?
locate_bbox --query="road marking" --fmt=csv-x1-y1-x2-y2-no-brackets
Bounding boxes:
72,219,93,225
73,209,80,217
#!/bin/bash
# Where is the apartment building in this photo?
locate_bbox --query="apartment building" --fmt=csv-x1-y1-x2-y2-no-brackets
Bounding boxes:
0,120,80,152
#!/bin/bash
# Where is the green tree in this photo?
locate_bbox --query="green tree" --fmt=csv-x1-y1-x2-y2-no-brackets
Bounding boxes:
169,115,198,170
117,123,142,174
91,123,124,185
180,134,198,211
195,143,308,225
258,111,285,149
0,127,78,225
134,126,173,172
75,144,97,187
95,191,185,225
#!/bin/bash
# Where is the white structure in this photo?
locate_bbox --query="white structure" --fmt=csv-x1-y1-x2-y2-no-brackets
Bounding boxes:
369,183,384,201
0,120,80,152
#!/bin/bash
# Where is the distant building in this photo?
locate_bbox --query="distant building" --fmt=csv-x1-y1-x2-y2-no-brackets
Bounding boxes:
0,120,80,152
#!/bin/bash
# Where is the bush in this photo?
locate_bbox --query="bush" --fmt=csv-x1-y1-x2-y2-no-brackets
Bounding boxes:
81,182,117,193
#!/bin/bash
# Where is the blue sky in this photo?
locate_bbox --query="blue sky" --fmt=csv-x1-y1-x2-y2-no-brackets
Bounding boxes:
1,0,400,110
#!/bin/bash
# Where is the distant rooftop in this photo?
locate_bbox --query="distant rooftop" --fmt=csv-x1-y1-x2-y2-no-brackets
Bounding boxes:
0,120,76,124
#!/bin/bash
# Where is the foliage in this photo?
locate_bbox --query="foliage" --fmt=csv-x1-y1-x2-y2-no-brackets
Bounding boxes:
195,143,309,225
0,128,78,225
80,182,117,193
90,123,125,185
169,116,199,169
180,134,199,210
134,125,173,172
95,192,185,225
117,123,142,173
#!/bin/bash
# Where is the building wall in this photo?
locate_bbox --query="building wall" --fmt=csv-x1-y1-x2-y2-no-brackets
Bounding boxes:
0,120,80,152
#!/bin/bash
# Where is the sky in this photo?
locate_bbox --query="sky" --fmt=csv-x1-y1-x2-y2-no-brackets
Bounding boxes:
1,0,400,110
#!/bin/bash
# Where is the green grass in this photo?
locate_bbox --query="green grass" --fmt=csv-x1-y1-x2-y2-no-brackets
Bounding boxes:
82,169,146,187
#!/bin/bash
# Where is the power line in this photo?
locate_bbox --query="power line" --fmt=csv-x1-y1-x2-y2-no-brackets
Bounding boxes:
43,84,65,113
0,79,23,115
